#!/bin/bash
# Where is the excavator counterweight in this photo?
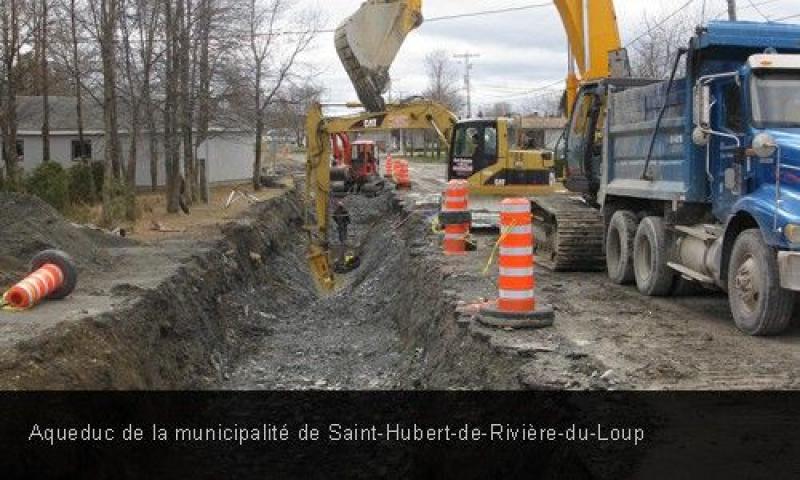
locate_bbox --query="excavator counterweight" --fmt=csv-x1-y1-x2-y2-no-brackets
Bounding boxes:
335,0,423,112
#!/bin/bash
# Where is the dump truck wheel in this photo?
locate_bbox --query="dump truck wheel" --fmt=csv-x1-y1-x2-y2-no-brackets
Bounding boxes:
728,229,794,336
30,249,78,300
606,210,637,285
633,217,674,296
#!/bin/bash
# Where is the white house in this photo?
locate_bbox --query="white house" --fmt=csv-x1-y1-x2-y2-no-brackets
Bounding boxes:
5,96,259,188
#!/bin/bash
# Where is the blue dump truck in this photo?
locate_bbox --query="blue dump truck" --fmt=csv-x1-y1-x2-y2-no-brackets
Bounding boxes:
563,21,800,335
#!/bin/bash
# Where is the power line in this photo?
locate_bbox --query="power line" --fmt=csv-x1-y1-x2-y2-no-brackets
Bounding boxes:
745,0,770,21
454,52,480,118
775,13,800,21
624,0,697,48
426,3,551,23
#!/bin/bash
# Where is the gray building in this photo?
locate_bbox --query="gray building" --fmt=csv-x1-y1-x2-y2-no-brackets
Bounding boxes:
5,96,256,187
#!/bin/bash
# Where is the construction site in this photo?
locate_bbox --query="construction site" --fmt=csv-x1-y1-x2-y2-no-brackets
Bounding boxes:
5,2,800,476
3,0,800,394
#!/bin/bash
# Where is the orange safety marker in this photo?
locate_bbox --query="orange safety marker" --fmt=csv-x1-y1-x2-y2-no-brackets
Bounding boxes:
384,153,394,178
2,250,78,310
439,180,471,256
393,160,411,189
478,198,554,329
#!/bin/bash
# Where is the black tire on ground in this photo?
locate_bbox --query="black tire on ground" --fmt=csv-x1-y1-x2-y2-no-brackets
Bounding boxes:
727,229,794,336
633,216,675,296
30,249,78,300
606,210,638,285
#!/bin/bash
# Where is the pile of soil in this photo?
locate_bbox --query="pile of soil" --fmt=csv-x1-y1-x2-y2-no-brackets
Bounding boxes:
0,192,127,285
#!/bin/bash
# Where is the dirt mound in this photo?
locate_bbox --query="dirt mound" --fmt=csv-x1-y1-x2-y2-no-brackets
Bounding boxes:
0,192,124,283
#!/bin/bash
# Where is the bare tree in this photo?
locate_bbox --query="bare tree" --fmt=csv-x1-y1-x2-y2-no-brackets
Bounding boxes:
164,0,181,212
38,0,51,162
246,0,317,191
423,49,463,112
629,6,702,79
1,0,22,189
96,0,122,224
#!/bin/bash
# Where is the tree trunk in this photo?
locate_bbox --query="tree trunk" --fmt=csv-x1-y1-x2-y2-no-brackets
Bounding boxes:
164,0,181,213
40,0,50,163
179,0,193,205
2,0,20,190
100,0,121,225
70,0,88,198
196,0,212,203
252,62,263,191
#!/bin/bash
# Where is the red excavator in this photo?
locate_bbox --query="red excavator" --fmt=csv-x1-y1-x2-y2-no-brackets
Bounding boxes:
330,135,385,196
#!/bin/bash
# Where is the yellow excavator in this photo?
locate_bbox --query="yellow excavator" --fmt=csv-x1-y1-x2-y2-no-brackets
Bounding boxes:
333,0,636,271
305,99,457,289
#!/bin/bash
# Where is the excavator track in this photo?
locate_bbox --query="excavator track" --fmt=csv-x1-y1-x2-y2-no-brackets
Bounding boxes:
531,196,606,272
335,24,387,113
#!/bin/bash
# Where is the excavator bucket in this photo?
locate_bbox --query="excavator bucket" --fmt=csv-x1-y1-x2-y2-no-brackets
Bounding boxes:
335,0,423,112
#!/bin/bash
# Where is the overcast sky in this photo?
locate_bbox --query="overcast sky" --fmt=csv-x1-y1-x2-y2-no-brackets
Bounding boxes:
294,0,800,113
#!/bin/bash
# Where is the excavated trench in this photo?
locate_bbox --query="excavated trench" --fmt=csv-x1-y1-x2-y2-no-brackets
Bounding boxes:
0,186,523,390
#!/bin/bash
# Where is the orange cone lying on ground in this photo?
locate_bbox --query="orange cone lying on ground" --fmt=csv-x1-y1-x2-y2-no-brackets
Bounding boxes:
478,198,554,329
2,250,78,310
440,180,471,256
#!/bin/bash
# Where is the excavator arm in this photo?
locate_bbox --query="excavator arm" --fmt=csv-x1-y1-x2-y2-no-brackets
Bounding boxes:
335,0,423,112
305,99,457,289
336,0,623,116
554,0,625,113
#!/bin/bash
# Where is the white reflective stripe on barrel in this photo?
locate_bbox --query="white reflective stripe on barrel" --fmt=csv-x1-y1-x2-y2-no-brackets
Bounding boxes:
499,267,534,277
18,281,38,303
500,247,532,256
502,203,531,213
445,195,467,204
442,207,468,213
28,272,49,297
444,233,466,240
505,225,532,235
498,289,535,299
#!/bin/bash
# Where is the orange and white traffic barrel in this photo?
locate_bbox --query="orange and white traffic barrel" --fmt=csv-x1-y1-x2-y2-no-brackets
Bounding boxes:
2,250,78,310
479,198,554,329
393,160,411,189
384,153,394,178
439,180,471,255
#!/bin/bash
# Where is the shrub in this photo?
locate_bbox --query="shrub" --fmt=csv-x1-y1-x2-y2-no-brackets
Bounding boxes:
90,161,105,197
68,162,96,204
25,162,70,212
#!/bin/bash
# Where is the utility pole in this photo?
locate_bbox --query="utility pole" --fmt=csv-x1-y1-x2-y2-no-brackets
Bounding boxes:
454,52,479,118
726,0,737,21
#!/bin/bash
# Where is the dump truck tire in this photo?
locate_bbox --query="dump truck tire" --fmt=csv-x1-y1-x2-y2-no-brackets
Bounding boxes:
633,217,674,296
606,210,637,285
728,229,794,336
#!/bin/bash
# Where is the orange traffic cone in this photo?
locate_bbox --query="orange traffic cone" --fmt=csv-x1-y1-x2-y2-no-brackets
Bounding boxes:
478,198,553,329
393,160,411,189
3,250,78,310
439,180,471,256
384,153,394,178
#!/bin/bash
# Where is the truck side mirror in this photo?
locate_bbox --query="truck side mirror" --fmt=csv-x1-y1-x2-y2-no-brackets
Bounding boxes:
693,85,711,128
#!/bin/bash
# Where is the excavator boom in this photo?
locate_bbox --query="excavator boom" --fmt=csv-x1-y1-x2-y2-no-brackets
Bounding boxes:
554,0,625,113
335,0,423,112
305,99,456,289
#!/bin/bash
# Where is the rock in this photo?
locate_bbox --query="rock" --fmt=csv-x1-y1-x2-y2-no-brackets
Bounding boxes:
249,252,262,263
600,369,614,381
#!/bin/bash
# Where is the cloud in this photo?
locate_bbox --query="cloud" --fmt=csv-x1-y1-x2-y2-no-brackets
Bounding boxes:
297,0,800,111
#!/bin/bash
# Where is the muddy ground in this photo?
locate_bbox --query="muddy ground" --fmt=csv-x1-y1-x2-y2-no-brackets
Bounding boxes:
1,157,799,392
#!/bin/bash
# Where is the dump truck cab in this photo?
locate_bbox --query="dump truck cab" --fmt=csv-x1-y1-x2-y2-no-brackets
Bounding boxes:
598,21,800,335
